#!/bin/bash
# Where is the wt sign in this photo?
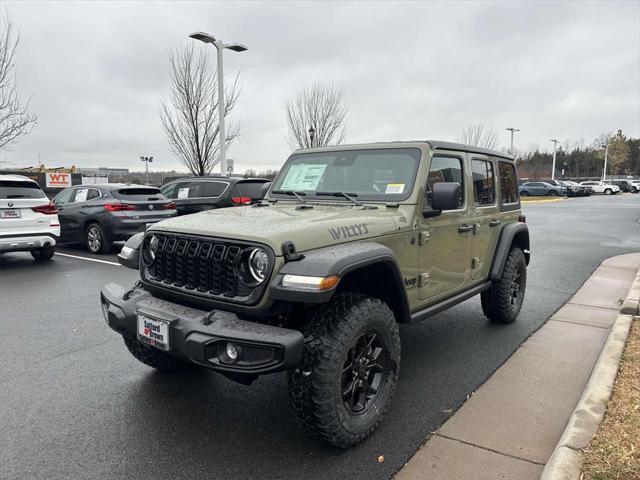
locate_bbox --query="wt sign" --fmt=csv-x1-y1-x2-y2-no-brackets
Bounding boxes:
46,172,72,188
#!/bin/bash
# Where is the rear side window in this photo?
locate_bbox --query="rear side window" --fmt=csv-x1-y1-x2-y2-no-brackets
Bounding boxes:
175,182,202,199
498,162,518,204
87,189,101,200
471,159,495,206
0,180,45,199
232,181,268,199
201,181,229,198
425,156,464,210
112,188,163,201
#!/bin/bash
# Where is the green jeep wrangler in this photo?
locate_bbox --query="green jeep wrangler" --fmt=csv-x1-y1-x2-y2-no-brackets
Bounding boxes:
101,140,529,448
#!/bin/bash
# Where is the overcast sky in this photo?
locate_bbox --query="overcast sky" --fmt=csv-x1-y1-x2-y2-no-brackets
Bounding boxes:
2,0,639,173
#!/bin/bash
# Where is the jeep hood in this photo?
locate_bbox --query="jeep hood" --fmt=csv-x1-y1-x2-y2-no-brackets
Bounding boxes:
149,203,413,255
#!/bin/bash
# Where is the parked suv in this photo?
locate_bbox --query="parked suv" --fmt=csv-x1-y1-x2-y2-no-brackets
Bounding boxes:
579,181,620,195
608,179,637,193
518,181,564,196
558,180,591,197
0,175,60,260
101,141,529,448
160,176,270,215
53,184,177,254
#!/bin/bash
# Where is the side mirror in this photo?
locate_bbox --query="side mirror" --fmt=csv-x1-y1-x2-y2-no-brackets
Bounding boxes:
117,232,143,269
423,182,461,217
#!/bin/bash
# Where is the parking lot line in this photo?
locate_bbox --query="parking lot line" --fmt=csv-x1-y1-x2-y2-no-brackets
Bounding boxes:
55,252,121,266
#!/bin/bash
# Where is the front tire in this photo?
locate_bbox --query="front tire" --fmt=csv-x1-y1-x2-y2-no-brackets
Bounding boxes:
288,294,400,448
31,245,55,261
604,188,612,195
123,336,191,373
85,223,112,254
548,190,557,196
481,247,527,323
520,190,529,196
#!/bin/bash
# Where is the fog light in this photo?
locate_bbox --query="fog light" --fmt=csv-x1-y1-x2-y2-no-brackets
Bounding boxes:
226,343,240,361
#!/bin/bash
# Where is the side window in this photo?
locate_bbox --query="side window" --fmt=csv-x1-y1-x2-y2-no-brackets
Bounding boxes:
74,188,89,203
498,162,518,204
201,181,228,198
471,159,495,206
87,189,101,200
425,156,464,210
53,188,74,204
161,183,178,199
175,182,202,199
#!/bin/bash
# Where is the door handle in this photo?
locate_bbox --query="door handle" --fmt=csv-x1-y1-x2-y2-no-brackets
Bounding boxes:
458,224,474,233
489,219,501,227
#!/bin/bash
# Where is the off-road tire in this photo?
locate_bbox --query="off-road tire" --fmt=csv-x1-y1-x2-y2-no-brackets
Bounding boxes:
604,188,612,195
85,222,112,254
288,293,401,448
123,335,191,373
31,245,55,261
481,247,527,324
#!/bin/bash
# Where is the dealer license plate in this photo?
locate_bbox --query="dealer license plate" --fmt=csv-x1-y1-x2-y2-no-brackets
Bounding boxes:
0,209,21,218
137,313,171,351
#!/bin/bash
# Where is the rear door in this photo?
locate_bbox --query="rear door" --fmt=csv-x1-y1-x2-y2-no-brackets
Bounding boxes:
0,179,50,236
468,157,500,280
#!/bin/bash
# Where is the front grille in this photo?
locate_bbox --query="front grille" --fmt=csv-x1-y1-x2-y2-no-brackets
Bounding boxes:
144,233,270,304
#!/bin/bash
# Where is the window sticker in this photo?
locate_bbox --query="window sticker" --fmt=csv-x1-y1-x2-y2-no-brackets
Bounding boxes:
385,183,405,194
75,189,88,202
177,187,189,199
280,164,327,191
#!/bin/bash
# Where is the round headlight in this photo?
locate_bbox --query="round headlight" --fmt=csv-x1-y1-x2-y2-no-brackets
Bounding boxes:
248,248,270,284
142,234,159,266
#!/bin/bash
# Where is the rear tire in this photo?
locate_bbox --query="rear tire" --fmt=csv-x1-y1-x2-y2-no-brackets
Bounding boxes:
31,245,55,261
288,293,400,448
604,188,612,195
548,190,557,196
123,336,192,373
520,190,529,196
85,223,112,254
481,247,527,324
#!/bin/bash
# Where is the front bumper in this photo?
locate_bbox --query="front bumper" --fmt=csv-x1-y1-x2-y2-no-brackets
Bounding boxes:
100,283,303,376
0,233,58,253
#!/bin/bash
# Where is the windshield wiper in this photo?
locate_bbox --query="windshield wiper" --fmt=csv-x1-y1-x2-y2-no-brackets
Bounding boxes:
316,191,362,206
272,190,307,204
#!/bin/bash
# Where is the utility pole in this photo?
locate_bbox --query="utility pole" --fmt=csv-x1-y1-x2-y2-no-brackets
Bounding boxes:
506,128,520,157
550,139,559,180
602,141,609,181
140,156,153,184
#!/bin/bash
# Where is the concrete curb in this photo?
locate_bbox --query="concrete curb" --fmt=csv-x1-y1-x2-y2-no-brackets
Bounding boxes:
540,267,640,480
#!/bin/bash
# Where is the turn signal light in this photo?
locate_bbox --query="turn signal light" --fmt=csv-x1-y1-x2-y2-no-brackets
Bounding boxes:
281,274,340,291
104,202,136,212
231,196,252,205
31,202,59,215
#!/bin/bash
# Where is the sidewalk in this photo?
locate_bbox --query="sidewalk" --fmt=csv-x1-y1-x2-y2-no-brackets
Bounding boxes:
395,252,640,480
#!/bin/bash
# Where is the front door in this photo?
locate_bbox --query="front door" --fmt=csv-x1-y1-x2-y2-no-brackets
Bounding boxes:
418,154,472,302
468,157,501,280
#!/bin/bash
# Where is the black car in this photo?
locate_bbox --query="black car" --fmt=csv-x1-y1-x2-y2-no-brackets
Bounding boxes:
160,176,270,215
53,184,177,253
608,179,637,193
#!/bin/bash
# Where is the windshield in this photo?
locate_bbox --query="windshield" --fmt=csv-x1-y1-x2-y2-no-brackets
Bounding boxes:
270,148,421,202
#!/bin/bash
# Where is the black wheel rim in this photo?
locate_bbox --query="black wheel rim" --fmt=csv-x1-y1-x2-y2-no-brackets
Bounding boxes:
341,331,388,414
509,268,524,309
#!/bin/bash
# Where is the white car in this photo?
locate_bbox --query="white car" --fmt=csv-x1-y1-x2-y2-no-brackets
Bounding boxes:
579,181,620,195
631,180,640,193
0,174,60,260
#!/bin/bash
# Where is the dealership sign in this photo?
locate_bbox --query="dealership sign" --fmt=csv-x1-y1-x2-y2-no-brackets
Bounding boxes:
45,172,72,188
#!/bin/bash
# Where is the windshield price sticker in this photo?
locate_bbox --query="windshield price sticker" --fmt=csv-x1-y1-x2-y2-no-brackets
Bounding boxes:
280,164,327,191
385,183,405,194
177,187,189,199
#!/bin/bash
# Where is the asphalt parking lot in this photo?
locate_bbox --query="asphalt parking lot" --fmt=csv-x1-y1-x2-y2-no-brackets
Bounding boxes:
1,194,639,480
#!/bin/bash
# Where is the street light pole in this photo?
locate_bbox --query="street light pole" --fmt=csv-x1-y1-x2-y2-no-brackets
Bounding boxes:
550,139,559,180
189,32,247,176
308,126,316,148
506,127,520,157
140,156,153,184
602,141,609,181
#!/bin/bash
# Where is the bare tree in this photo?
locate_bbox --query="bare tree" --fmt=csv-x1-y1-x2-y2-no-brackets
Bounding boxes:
160,44,240,176
0,14,37,150
458,123,499,150
286,82,347,149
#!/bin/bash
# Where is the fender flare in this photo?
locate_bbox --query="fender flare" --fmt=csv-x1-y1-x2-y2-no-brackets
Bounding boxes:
489,222,530,281
269,242,410,322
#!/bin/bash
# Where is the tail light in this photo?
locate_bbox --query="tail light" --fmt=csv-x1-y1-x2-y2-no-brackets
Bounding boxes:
31,202,59,215
163,202,176,209
231,196,252,205
104,202,136,212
